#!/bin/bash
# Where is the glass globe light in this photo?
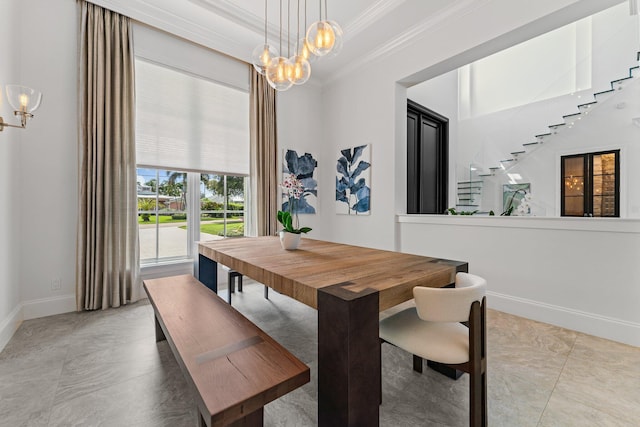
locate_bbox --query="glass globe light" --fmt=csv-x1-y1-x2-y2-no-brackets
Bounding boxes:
326,20,343,57
266,57,293,91
295,37,316,64
251,43,279,75
306,20,335,57
6,85,42,114
287,55,311,85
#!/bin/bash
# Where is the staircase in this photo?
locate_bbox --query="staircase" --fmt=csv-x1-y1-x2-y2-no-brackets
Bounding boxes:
456,179,482,211
479,51,639,176
456,52,640,211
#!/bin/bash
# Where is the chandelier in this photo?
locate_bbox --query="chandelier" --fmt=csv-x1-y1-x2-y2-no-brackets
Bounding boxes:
251,0,342,91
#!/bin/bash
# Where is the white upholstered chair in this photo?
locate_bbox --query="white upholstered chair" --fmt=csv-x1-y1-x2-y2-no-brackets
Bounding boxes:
379,272,487,427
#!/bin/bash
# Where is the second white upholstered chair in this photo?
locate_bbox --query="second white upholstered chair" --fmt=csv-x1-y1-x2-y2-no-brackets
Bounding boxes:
379,272,487,427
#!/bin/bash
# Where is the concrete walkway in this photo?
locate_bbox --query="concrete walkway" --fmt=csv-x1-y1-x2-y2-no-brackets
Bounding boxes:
139,226,222,260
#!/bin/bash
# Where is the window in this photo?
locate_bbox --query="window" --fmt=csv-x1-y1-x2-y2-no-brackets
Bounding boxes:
134,59,249,264
137,169,245,263
458,18,592,118
199,174,246,239
561,150,619,217
137,168,189,261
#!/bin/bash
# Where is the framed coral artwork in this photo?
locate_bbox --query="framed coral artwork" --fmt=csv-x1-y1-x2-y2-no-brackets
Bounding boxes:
282,149,318,214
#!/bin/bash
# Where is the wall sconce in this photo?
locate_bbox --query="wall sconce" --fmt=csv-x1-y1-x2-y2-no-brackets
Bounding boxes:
0,85,42,131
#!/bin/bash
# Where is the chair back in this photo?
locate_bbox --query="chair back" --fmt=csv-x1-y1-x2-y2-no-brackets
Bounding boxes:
413,272,486,323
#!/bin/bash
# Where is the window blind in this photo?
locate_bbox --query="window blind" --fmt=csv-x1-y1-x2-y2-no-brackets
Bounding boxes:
135,59,250,176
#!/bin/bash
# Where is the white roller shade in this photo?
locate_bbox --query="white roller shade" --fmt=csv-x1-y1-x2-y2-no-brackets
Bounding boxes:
133,23,249,92
135,59,250,175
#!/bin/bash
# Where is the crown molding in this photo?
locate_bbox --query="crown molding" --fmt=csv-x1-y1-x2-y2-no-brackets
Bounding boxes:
343,0,406,40
323,0,481,86
187,0,285,42
189,0,408,43
89,0,478,83
87,0,248,60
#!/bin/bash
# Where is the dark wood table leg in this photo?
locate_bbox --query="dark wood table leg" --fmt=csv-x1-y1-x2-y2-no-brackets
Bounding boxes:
228,407,263,426
198,407,263,427
198,254,218,292
154,314,166,343
318,285,380,427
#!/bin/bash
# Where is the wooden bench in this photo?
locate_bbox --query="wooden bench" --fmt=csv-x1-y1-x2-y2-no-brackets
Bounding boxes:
143,274,310,427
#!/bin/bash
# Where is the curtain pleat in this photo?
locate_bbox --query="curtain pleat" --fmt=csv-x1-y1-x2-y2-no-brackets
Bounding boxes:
76,1,141,310
249,67,279,236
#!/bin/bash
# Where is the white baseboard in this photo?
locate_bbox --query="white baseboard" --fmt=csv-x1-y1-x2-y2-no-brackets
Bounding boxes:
0,304,23,353
22,294,76,320
487,291,640,348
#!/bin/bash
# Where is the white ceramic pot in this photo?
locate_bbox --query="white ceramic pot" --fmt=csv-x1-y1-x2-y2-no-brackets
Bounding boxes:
279,230,301,250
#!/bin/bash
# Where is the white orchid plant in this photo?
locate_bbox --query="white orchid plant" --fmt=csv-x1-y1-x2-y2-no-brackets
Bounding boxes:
502,189,533,216
515,193,533,215
278,174,312,234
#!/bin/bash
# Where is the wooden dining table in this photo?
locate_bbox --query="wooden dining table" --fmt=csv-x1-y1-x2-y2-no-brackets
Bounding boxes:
198,236,467,426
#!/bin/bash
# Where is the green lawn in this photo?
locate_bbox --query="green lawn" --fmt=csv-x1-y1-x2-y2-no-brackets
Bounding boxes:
138,213,244,236
182,222,244,236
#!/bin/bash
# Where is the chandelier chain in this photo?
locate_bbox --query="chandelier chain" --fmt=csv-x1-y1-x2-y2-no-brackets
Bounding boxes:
264,0,268,44
279,0,283,53
287,0,291,57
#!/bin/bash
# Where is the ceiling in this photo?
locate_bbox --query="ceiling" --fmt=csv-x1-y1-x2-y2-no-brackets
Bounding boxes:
90,0,466,84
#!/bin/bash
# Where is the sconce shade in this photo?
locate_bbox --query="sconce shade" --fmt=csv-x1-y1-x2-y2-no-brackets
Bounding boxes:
6,85,42,114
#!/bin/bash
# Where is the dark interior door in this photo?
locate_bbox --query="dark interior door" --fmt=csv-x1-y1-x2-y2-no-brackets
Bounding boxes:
407,100,448,214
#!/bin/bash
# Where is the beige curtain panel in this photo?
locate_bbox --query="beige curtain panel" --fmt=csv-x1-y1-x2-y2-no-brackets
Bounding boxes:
249,66,279,237
76,1,141,310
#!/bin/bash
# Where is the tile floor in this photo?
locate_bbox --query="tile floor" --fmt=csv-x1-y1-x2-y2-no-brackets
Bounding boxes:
1,280,639,426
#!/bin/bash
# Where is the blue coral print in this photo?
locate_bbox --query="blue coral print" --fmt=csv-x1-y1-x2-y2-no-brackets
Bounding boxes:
336,145,371,215
282,149,318,214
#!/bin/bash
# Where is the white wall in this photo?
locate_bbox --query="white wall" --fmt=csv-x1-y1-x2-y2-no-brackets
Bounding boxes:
398,215,640,347
2,0,78,351
277,83,325,237
18,0,78,318
0,0,24,351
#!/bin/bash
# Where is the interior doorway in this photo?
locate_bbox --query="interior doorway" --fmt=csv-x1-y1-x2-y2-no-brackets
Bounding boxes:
407,99,449,214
